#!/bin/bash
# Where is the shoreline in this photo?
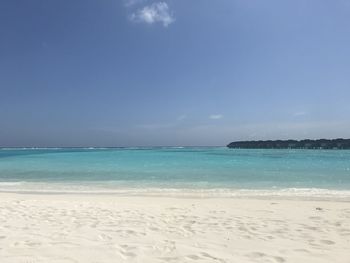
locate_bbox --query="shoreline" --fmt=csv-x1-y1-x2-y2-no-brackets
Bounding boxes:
0,186,350,201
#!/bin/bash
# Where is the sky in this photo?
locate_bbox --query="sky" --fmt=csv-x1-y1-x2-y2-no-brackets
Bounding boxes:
1,0,350,147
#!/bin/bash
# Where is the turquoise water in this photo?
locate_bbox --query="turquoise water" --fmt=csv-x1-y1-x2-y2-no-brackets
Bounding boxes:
0,147,350,194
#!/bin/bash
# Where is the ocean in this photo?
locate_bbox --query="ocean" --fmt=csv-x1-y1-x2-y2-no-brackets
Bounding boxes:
0,147,350,197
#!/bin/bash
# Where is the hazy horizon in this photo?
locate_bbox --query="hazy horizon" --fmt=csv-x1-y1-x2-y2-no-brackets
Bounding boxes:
1,0,350,147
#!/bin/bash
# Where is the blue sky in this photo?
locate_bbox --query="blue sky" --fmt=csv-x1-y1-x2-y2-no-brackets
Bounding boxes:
1,0,350,146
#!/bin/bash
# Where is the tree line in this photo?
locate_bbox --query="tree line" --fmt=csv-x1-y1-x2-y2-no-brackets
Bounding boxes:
227,139,350,149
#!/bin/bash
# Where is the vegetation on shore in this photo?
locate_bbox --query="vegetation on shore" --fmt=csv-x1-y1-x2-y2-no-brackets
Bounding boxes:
227,139,350,149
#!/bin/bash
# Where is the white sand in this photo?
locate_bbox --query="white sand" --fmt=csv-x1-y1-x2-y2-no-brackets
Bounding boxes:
0,193,349,263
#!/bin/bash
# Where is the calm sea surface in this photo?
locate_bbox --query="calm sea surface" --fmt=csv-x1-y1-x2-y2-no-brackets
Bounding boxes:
0,147,350,195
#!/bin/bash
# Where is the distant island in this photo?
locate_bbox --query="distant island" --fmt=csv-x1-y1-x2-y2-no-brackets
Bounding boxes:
227,139,350,149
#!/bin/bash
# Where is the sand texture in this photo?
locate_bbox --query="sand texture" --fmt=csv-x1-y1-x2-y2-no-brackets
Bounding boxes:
0,193,349,263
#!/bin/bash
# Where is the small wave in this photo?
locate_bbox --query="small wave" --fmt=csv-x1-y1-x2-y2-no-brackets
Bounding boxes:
0,182,24,186
0,182,349,200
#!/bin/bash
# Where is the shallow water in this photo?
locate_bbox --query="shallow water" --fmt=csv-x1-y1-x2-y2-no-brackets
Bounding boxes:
0,147,349,194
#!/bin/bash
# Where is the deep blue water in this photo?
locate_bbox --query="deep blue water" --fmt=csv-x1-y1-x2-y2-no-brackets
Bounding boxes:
0,147,349,192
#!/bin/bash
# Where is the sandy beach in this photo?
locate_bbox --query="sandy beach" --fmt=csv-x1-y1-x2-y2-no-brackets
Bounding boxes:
0,193,349,263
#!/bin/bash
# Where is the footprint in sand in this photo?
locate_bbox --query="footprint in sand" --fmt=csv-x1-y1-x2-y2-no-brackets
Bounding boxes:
186,254,200,260
200,252,226,262
184,252,225,262
294,248,311,253
247,252,285,263
159,256,179,262
98,233,112,241
115,244,137,259
320,239,335,245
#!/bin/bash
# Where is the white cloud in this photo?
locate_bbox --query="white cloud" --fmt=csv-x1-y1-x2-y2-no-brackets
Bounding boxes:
130,2,175,27
209,114,223,120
